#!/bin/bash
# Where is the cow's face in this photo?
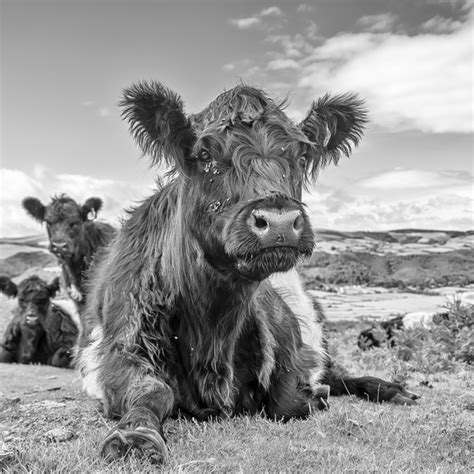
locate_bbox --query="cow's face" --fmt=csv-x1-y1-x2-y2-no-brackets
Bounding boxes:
16,276,60,327
186,115,316,280
23,195,103,260
11,276,60,363
121,82,367,281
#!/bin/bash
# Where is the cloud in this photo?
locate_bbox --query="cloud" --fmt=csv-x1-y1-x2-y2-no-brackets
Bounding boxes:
223,63,236,71
1,167,472,236
356,13,399,33
0,167,156,237
296,19,473,133
229,6,285,31
261,7,282,17
297,4,314,14
357,169,473,190
304,168,474,230
267,58,301,71
265,33,314,58
229,17,260,29
420,15,464,33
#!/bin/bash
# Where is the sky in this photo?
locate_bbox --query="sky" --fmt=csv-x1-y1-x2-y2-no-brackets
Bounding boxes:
0,0,473,236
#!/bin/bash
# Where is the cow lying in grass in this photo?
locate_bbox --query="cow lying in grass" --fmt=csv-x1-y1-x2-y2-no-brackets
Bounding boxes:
78,81,419,463
358,311,450,350
22,195,116,312
0,275,79,367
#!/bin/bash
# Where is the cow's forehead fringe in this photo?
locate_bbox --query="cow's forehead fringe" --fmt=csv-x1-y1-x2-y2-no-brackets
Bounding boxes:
191,85,288,130
45,194,82,219
18,275,48,296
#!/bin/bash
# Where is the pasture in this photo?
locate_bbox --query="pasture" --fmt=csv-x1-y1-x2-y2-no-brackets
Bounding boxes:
1,307,472,473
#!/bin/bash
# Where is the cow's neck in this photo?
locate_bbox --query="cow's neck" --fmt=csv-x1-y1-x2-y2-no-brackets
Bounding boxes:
173,259,258,414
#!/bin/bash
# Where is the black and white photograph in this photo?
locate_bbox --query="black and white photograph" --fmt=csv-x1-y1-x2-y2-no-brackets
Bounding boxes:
0,0,472,471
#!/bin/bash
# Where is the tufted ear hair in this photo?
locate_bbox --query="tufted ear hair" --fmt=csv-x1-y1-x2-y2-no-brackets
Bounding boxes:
120,81,196,173
299,93,368,177
81,197,103,220
22,197,46,223
47,277,61,298
0,276,18,298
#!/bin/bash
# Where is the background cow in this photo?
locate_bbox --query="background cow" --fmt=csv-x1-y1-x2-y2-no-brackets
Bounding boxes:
358,311,450,350
78,81,418,463
0,275,79,367
22,195,116,312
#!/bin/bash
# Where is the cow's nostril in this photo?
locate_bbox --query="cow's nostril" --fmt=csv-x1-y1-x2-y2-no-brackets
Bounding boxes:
254,216,268,230
293,213,304,232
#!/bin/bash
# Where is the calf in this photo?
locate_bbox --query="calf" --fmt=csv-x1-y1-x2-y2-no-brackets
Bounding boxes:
358,311,450,350
0,275,79,367
22,195,116,309
78,81,418,463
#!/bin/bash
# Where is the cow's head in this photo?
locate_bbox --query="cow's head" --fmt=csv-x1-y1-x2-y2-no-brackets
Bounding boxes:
0,275,60,363
22,195,103,260
121,81,367,281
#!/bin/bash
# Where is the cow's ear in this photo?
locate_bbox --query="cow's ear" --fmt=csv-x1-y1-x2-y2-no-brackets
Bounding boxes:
22,197,46,223
0,276,18,298
120,81,196,173
82,197,103,220
47,277,61,298
299,93,368,177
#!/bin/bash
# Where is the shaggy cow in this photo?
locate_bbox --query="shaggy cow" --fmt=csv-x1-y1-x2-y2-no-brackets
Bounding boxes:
22,195,116,309
0,275,79,367
358,311,450,350
78,81,418,463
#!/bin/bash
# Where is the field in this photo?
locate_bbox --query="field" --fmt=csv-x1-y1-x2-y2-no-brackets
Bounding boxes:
0,230,473,472
0,318,472,473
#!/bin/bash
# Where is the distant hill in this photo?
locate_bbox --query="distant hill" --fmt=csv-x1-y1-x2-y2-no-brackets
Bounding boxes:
0,230,473,288
306,229,474,288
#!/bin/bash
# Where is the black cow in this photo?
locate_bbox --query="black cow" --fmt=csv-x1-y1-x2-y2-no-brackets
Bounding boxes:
0,275,78,367
22,195,116,312
77,82,418,463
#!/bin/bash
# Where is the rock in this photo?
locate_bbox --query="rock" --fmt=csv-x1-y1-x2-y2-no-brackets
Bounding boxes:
44,427,75,442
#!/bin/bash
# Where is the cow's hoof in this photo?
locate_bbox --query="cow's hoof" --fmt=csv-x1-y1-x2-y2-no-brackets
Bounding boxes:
100,426,168,464
310,384,330,411
389,390,420,406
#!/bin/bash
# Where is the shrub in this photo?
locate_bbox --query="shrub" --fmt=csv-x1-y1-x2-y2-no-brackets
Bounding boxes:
393,300,473,373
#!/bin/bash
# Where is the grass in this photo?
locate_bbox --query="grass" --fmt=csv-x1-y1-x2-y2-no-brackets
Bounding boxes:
1,305,473,472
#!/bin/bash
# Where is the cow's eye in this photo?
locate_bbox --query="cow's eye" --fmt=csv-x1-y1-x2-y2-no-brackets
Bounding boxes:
299,155,307,168
70,222,78,229
198,150,212,162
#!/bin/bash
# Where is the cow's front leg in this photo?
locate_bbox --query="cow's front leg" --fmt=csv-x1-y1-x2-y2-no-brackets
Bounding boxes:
68,284,83,302
323,366,419,405
0,346,15,363
50,347,73,368
99,353,174,464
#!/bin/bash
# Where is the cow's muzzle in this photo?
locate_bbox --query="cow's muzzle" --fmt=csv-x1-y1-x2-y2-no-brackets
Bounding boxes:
248,208,305,248
223,194,314,280
50,240,72,258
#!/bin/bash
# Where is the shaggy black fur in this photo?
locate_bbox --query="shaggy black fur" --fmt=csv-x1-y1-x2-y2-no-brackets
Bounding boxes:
0,275,78,367
22,194,116,314
78,81,418,463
